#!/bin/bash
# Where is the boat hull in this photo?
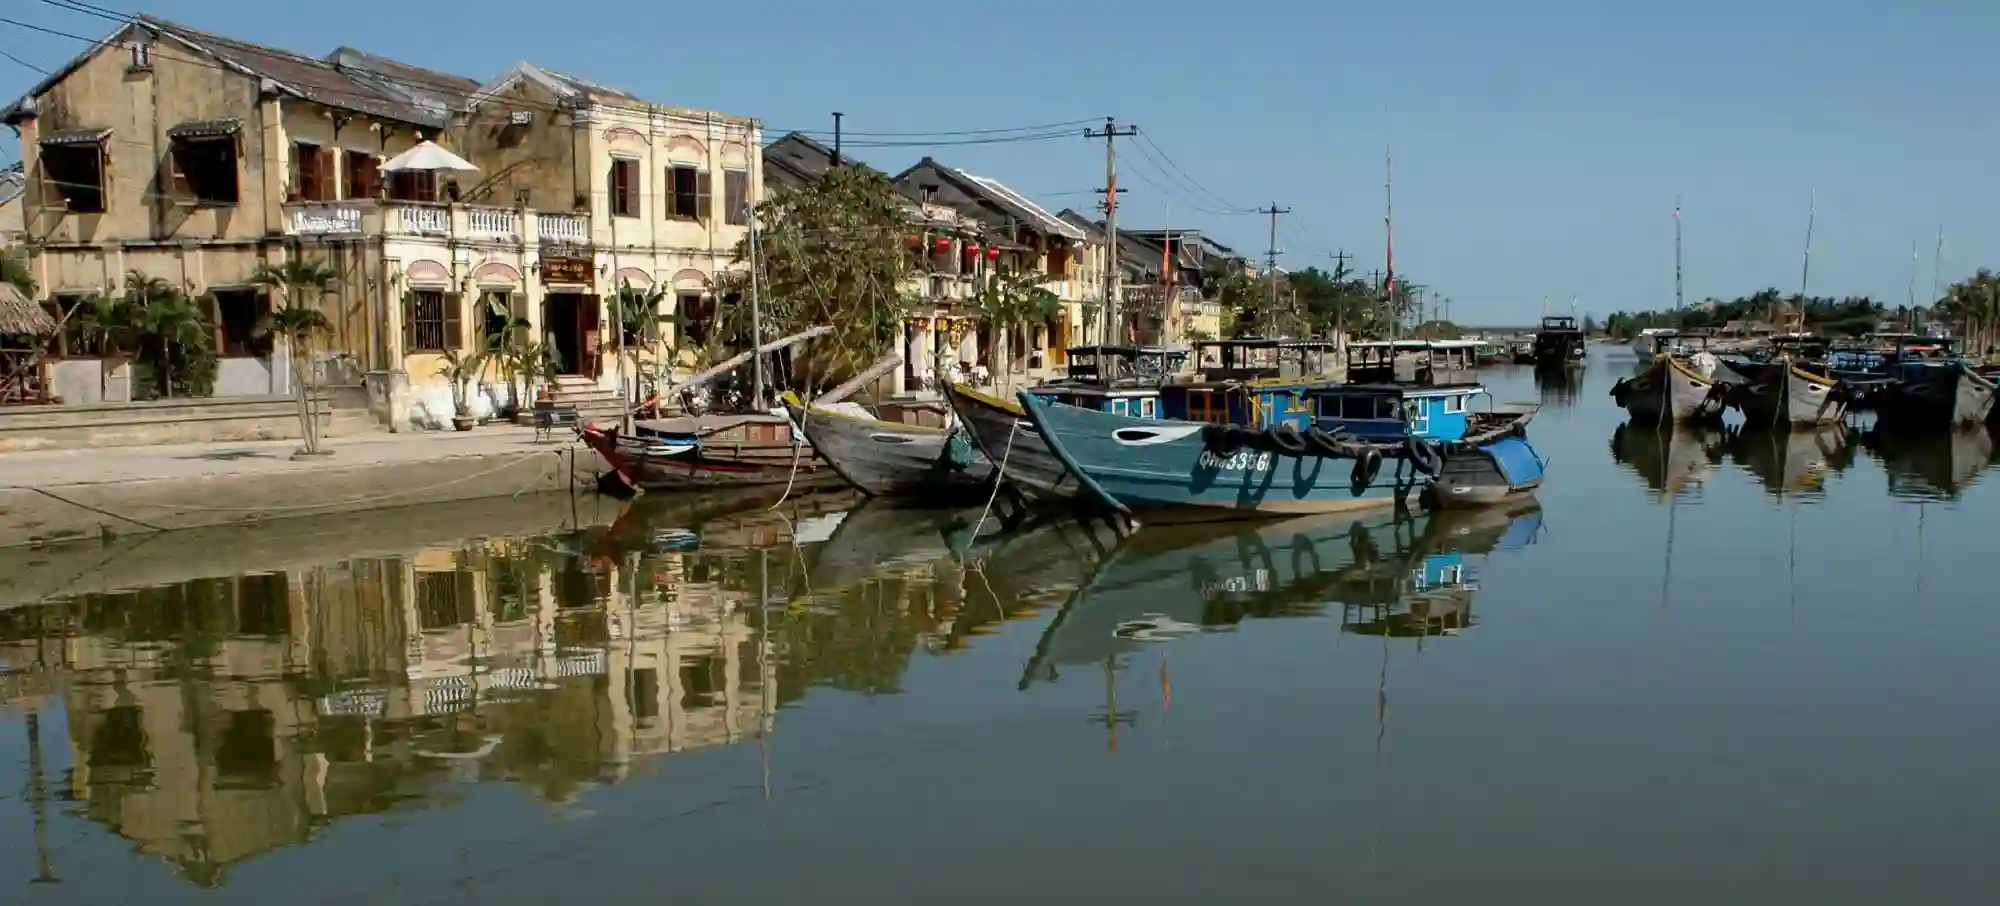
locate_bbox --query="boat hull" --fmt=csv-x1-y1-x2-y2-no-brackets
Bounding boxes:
786,398,993,500
1876,365,1997,430
1732,362,1848,427
582,426,845,492
943,382,1081,501
1425,436,1548,509
1613,356,1729,424
1017,391,1546,523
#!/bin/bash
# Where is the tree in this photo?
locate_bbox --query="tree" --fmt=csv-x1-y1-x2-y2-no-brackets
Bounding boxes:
608,280,670,403
1,249,31,295
122,272,214,398
1218,272,1268,337
972,270,1061,391
251,259,339,456
724,165,918,385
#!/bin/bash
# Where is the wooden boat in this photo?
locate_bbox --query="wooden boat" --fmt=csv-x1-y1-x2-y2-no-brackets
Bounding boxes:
943,381,1083,501
781,391,992,501
1729,357,1850,427
942,344,1183,502
1610,352,1742,424
581,412,845,492
1016,343,1544,524
1532,314,1587,368
1630,328,1681,359
1874,361,1997,430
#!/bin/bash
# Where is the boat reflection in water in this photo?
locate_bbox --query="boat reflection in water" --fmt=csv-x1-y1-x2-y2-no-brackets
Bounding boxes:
1609,422,1729,497
1018,501,1544,685
1862,424,1999,501
1727,425,1857,500
1535,363,1582,408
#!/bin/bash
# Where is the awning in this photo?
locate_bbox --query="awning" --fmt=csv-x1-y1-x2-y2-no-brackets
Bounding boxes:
39,128,109,146
167,118,243,140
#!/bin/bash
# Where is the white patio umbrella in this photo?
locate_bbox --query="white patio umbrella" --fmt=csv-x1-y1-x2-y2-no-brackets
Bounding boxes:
378,140,479,175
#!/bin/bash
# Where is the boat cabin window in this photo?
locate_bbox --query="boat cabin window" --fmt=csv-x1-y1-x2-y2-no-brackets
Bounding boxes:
1317,394,1401,420
1138,397,1157,418
1444,394,1465,414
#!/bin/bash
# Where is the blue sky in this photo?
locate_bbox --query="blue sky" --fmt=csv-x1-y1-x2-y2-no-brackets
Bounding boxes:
3,0,1995,323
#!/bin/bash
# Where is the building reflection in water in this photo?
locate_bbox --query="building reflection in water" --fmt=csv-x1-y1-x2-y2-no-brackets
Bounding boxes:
0,523,779,887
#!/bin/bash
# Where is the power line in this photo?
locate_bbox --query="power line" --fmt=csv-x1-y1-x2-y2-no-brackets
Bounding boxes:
1134,131,1252,214
0,43,51,74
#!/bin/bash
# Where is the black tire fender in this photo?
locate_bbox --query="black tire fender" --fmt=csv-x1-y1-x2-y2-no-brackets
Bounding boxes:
1265,422,1309,455
1350,447,1383,495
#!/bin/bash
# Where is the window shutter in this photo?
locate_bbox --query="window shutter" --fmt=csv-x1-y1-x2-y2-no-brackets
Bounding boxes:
443,293,463,351
610,160,627,215
401,294,415,354
169,145,191,200
316,149,333,202
695,170,712,224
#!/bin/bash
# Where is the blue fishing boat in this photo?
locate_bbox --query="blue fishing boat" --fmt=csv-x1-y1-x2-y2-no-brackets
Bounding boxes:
1017,341,1545,523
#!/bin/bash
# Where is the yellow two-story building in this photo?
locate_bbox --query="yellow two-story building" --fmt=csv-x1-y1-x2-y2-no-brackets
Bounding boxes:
3,16,760,429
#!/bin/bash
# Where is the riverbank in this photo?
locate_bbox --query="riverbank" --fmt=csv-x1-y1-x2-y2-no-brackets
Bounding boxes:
0,428,608,549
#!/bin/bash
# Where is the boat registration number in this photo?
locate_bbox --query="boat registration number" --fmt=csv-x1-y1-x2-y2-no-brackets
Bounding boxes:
1198,450,1274,472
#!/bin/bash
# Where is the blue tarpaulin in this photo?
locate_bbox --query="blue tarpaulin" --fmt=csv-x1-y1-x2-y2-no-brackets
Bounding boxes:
1483,436,1546,485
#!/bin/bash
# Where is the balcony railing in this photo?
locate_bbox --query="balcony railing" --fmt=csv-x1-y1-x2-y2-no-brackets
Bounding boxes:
466,206,520,239
539,213,588,244
281,200,594,247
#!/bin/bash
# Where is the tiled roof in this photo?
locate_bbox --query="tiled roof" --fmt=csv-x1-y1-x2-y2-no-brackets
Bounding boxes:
2,16,445,128
326,46,479,128
952,169,1085,241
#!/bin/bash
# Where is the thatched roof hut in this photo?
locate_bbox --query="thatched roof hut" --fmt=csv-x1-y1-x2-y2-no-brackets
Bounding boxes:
0,283,54,336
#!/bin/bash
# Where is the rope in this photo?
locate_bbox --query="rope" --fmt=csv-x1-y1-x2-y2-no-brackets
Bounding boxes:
969,419,1021,541
769,406,807,511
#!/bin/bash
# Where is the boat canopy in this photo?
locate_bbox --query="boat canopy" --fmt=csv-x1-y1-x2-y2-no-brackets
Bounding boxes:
1063,344,1188,385
1190,337,1339,381
1345,340,1480,386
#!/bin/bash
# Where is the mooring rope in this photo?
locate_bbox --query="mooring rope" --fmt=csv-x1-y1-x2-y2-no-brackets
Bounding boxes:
969,418,1021,541
769,404,807,511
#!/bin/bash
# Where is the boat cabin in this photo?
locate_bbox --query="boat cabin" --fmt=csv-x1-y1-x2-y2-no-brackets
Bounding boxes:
1062,344,1188,386
1190,337,1339,383
1300,383,1485,442
1345,340,1481,386
1539,316,1581,334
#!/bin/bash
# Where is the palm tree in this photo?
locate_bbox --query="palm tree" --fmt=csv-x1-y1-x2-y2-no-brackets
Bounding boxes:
251,259,339,456
124,275,213,398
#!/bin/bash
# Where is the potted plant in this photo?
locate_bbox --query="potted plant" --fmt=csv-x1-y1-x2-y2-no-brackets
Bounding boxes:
435,348,485,431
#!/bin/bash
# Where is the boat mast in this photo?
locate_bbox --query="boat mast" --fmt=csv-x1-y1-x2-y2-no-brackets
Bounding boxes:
1797,188,1816,333
1384,145,1395,340
1673,196,1683,311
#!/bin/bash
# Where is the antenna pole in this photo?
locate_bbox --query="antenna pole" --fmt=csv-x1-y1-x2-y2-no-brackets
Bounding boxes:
1673,195,1683,310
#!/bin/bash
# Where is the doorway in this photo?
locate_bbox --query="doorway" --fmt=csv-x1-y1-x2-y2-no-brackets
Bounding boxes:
543,293,599,376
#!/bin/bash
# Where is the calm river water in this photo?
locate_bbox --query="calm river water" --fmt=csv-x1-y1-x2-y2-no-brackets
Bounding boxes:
4,348,1998,904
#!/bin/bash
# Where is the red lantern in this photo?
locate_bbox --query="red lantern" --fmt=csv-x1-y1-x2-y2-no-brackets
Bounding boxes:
933,238,952,252
986,247,1001,261
965,244,982,257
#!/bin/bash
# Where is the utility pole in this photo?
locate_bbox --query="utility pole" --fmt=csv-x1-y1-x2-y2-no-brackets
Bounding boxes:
831,111,843,167
1331,250,1353,345
1258,202,1290,336
1086,117,1138,345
